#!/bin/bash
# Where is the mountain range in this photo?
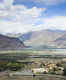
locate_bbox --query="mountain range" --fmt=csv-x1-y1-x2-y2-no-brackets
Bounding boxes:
19,29,66,48
0,29,66,50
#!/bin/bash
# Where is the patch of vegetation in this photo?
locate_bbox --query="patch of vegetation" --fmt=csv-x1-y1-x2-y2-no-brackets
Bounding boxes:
0,61,25,71
63,66,66,76
7,62,25,71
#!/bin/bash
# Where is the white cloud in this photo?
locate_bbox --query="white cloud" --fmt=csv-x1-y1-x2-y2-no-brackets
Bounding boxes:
39,16,66,30
0,0,66,34
11,6,45,23
4,0,14,9
0,16,66,34
0,21,34,33
0,0,46,33
0,0,14,10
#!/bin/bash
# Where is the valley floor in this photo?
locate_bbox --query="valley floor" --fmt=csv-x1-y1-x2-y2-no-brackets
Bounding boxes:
0,72,66,80
0,49,66,80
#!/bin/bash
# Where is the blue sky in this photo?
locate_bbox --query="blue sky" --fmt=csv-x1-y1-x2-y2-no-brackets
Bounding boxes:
0,0,66,33
14,0,66,17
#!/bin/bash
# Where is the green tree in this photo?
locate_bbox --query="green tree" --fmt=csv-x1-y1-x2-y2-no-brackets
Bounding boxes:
64,67,66,76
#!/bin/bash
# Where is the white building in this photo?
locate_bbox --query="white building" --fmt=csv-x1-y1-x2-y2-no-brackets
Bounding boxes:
31,68,48,74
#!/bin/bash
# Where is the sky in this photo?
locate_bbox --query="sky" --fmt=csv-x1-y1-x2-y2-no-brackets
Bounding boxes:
0,0,66,33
